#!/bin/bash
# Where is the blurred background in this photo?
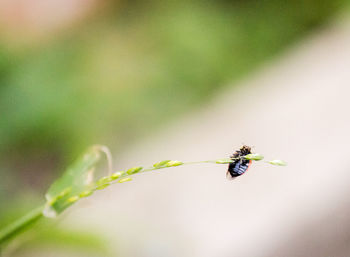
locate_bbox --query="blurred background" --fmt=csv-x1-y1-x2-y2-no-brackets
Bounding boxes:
1,0,350,256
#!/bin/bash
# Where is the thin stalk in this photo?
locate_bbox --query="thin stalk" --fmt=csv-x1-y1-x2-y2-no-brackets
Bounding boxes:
0,205,44,246
0,152,280,247
98,159,233,187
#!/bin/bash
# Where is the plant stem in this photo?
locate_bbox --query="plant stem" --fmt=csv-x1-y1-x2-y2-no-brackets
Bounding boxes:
0,160,222,245
0,148,283,249
0,205,44,246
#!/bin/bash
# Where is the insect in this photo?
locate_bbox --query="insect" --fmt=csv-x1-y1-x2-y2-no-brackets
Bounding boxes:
226,145,252,180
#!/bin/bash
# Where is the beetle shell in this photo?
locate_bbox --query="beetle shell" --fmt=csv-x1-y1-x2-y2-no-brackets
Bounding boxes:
226,145,252,180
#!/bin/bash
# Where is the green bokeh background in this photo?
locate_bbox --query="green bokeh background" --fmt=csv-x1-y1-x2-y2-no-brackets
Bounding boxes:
0,0,349,254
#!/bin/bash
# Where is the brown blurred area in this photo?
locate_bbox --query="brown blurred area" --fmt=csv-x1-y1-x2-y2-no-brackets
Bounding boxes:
0,0,101,45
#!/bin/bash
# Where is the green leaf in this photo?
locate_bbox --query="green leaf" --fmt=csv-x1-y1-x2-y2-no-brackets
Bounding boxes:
126,166,143,175
118,177,132,183
111,171,124,180
96,176,113,185
165,161,183,167
268,160,287,166
153,160,171,168
215,158,233,164
244,153,264,161
95,184,110,190
79,190,94,198
43,145,105,218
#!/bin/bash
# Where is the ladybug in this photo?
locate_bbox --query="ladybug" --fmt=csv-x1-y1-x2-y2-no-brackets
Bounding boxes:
226,145,252,180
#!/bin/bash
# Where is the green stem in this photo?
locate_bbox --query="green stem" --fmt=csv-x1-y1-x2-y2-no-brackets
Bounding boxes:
0,205,45,246
0,159,221,243
0,149,281,249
